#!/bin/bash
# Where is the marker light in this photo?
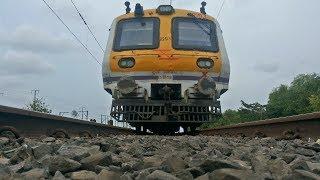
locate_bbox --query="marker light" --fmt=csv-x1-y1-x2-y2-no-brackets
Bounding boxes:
197,58,214,69
118,57,135,68
156,5,175,15
134,3,144,16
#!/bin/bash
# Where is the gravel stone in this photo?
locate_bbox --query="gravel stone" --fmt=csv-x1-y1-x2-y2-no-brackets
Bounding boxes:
42,137,56,143
213,142,233,157
80,152,112,171
250,152,269,173
87,145,101,155
57,145,90,161
281,153,297,164
210,168,263,180
143,155,163,168
9,144,33,165
0,135,319,179
121,172,134,180
199,159,243,173
195,173,210,180
146,170,179,180
21,168,49,179
260,137,277,146
40,155,81,173
289,156,310,170
285,169,320,180
70,170,97,180
0,165,12,180
0,137,9,146
186,166,205,178
0,158,9,165
135,169,151,180
8,160,25,173
52,171,66,180
161,155,188,172
20,157,42,172
173,169,194,180
121,160,143,172
96,169,121,180
295,147,316,157
267,158,292,179
306,161,320,174
228,159,252,170
94,165,110,174
33,144,53,159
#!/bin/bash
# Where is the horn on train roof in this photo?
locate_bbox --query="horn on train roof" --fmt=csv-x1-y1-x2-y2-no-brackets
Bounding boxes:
200,1,207,15
125,1,131,14
134,3,144,16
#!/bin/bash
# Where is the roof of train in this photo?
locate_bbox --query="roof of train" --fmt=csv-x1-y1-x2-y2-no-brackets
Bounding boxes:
114,8,216,21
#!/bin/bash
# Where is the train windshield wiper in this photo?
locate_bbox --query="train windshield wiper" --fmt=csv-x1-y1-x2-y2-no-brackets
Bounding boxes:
187,13,212,36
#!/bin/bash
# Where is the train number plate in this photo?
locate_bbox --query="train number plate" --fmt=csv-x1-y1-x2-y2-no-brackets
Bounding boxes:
157,74,173,81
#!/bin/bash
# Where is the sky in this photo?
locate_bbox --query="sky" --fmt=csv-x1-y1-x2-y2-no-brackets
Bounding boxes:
0,0,320,121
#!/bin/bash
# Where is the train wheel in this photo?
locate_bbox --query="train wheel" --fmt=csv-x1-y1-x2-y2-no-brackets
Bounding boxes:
79,131,93,138
0,126,20,140
51,129,69,139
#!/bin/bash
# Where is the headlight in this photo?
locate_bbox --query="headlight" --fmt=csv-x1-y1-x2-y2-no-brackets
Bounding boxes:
156,5,175,15
118,58,135,68
197,58,214,69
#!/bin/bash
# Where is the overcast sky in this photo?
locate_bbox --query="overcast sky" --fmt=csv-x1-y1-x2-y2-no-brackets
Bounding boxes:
0,0,319,120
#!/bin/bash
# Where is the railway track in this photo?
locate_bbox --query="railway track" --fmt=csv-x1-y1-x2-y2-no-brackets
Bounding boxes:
1,105,319,139
200,112,320,139
0,105,134,139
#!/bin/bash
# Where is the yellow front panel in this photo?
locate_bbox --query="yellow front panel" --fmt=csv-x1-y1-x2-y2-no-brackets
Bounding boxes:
111,54,222,73
108,9,222,74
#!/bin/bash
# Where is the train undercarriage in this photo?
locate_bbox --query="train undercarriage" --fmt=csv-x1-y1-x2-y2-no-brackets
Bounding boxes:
110,83,221,134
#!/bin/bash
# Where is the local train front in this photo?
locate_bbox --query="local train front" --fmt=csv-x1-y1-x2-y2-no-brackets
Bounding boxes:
102,4,230,134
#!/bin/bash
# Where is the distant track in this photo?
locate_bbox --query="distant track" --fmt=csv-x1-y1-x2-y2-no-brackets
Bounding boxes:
200,112,320,139
0,105,134,138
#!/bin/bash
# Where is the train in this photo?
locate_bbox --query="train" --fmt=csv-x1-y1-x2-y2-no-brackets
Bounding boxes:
102,1,230,134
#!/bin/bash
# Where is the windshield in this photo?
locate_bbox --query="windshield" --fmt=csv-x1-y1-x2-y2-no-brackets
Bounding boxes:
172,18,219,52
113,18,160,51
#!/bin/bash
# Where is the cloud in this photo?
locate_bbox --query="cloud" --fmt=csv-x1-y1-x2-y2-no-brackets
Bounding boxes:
0,50,55,76
0,25,78,53
253,62,280,73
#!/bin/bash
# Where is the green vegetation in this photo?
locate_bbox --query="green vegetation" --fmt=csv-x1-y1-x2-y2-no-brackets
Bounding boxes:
26,98,52,114
202,73,320,129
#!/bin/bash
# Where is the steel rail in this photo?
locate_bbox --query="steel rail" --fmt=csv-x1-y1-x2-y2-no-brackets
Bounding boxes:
200,112,320,139
0,105,134,138
1,104,319,138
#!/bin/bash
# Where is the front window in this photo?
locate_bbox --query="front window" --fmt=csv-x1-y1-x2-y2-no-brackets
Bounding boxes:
172,18,219,52
113,17,160,51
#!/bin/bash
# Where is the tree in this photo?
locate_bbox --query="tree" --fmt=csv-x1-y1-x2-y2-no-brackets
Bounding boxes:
266,84,290,118
267,73,320,118
201,73,320,129
26,98,52,114
238,100,267,121
309,95,320,111
201,101,266,128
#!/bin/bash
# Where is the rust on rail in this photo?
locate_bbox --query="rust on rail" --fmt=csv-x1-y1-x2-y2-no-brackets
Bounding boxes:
200,112,320,139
